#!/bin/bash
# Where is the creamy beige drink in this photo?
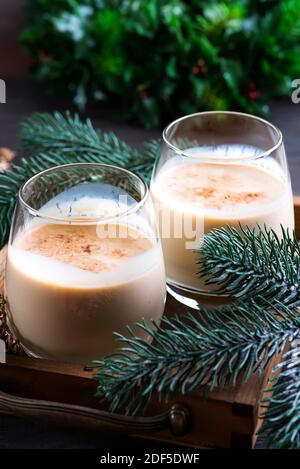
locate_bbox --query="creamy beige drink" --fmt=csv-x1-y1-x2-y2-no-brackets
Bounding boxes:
151,159,294,292
5,222,165,363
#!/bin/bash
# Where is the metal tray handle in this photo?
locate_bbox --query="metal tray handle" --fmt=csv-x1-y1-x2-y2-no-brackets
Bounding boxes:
0,390,191,436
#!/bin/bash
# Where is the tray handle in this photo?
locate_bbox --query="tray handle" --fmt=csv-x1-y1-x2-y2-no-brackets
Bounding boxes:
0,390,191,437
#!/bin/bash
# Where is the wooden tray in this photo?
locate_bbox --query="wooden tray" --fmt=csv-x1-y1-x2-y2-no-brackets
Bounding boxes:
1,198,299,449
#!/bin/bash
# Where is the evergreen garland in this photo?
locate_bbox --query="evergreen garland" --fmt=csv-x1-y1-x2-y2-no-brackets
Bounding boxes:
197,225,300,307
21,0,300,127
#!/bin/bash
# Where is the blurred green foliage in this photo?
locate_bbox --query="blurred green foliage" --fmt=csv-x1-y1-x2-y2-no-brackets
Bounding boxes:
22,0,300,127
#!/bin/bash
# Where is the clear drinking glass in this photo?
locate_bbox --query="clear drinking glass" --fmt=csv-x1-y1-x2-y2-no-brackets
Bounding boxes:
5,163,166,363
150,111,294,309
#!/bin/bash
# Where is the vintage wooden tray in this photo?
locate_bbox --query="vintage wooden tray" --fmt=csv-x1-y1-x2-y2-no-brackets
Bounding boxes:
1,198,299,449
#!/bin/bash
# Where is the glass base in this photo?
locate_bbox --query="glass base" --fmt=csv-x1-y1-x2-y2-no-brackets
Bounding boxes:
11,337,92,365
5,310,44,359
166,281,230,310
5,306,91,365
18,342,44,359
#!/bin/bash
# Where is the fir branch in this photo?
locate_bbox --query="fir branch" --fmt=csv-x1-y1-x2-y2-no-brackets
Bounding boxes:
94,225,300,447
262,347,300,449
20,112,160,181
0,112,159,249
21,112,139,166
95,302,300,416
197,225,300,307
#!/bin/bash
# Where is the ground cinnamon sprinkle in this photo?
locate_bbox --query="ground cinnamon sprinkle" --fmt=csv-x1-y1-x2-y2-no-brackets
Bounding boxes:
188,185,264,207
17,224,152,274
196,187,216,198
112,248,127,258
223,191,261,203
158,163,279,209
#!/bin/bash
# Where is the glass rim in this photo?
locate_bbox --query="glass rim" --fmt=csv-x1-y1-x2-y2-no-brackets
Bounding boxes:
19,162,149,223
162,111,283,162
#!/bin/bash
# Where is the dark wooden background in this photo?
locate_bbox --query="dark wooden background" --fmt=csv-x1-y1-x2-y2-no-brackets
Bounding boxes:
0,1,299,450
0,0,29,77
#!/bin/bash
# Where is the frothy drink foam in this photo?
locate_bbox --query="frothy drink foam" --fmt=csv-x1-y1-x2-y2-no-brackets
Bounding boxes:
5,213,165,363
151,149,294,292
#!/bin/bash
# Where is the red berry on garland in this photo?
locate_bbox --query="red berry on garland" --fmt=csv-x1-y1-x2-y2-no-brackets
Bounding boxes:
38,49,53,63
248,82,256,91
197,59,205,67
248,89,261,100
247,82,261,100
193,58,208,75
248,90,261,100
138,87,149,99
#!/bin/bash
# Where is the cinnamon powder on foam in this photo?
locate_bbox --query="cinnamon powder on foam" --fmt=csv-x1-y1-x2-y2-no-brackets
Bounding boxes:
17,224,152,274
163,165,269,210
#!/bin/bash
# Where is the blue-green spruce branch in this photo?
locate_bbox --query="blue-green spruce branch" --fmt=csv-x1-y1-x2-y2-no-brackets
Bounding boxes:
95,226,300,449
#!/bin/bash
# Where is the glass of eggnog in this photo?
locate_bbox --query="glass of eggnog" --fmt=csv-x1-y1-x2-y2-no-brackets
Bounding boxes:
5,163,166,363
150,111,294,309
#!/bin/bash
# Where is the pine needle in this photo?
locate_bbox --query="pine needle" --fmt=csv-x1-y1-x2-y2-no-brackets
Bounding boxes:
0,112,160,248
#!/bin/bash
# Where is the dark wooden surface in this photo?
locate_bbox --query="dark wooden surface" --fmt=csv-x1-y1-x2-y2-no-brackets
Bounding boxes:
0,78,299,449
